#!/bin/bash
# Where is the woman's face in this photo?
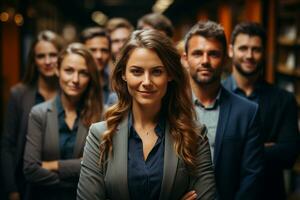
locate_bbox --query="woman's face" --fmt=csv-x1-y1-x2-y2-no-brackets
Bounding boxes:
57,53,90,101
123,47,171,108
35,40,58,78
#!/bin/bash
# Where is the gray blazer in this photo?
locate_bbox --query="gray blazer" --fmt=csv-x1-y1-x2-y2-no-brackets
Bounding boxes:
77,117,216,200
23,98,88,199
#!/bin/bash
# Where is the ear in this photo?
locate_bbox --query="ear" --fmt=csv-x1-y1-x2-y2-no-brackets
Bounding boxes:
122,74,126,81
181,52,189,69
228,44,233,58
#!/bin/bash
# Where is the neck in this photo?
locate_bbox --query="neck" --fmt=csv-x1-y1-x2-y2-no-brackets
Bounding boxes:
38,75,58,100
132,102,160,129
60,93,80,113
232,66,259,96
190,78,221,107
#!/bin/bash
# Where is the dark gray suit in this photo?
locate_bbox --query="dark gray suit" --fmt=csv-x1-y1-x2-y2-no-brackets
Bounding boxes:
23,98,88,200
1,83,37,198
77,117,216,200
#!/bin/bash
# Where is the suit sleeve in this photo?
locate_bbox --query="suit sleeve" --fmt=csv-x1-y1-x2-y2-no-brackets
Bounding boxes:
191,126,216,200
1,88,22,193
23,107,60,186
236,107,264,200
264,93,300,169
77,124,106,200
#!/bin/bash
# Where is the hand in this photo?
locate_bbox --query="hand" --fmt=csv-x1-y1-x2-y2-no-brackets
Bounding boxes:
8,192,20,200
181,190,197,200
264,142,276,147
42,160,58,171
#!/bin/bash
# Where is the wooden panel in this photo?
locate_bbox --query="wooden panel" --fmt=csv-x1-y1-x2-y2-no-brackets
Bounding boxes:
1,22,20,104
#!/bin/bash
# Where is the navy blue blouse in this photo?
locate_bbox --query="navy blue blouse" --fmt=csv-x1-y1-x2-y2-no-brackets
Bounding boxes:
56,96,79,159
127,112,165,200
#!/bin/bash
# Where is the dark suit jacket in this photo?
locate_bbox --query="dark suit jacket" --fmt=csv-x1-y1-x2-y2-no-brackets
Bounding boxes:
77,117,216,200
1,83,37,196
223,78,300,200
208,87,264,200
23,98,88,200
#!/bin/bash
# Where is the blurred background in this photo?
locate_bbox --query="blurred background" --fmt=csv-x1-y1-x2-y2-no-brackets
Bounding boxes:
0,0,300,197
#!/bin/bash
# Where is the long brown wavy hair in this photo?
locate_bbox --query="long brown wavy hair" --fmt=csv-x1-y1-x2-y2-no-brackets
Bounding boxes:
57,43,103,127
100,29,203,169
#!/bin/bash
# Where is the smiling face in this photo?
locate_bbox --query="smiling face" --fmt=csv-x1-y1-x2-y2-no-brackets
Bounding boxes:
185,35,224,85
122,48,171,108
57,53,90,101
229,34,264,77
35,40,59,78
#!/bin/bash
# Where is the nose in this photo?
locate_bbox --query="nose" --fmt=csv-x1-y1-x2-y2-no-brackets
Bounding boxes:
95,50,103,59
72,72,79,83
201,53,209,67
45,55,51,64
246,49,253,59
142,72,152,87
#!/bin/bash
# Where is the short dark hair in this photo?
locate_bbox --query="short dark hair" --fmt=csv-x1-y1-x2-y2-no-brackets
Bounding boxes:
106,18,133,33
80,26,111,46
184,20,227,56
137,13,174,38
230,22,266,46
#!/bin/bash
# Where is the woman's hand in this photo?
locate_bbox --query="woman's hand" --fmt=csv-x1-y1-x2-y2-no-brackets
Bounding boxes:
42,161,58,171
181,190,197,200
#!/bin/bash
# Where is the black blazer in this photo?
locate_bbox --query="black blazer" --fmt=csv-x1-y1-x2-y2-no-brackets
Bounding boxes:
201,87,264,200
77,117,216,200
23,98,88,200
1,83,37,195
223,77,300,200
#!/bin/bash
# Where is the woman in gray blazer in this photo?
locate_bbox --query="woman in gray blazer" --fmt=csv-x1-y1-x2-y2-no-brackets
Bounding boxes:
1,30,64,200
23,43,103,200
77,30,216,200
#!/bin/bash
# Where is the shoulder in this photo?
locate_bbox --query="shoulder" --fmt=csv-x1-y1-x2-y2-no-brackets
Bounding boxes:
88,121,108,142
10,83,34,98
260,81,296,104
222,87,258,112
30,98,54,116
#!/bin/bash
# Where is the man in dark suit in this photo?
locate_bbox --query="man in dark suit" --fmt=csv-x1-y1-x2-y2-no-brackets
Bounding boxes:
223,22,300,200
183,20,264,200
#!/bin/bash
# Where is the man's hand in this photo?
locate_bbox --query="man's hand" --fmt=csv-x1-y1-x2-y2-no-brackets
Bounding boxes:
264,142,276,147
181,190,197,200
42,161,58,171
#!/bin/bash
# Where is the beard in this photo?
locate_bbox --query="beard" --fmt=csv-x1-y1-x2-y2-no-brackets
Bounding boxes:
233,59,263,77
190,69,221,85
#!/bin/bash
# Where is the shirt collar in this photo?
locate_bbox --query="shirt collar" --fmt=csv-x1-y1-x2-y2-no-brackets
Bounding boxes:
56,93,83,117
228,75,261,98
192,88,222,110
128,111,165,139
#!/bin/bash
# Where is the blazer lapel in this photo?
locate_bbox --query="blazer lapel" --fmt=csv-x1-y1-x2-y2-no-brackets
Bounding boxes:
159,123,178,200
214,89,231,165
44,99,60,159
107,117,130,200
73,121,88,158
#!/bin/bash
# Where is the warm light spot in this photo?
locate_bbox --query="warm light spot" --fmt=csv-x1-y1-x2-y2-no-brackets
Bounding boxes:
0,12,9,22
14,14,24,26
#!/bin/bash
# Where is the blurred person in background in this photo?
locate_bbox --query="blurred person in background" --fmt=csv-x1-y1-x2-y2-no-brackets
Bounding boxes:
80,27,111,105
23,43,103,200
137,13,174,39
223,22,300,200
1,30,64,200
106,17,134,63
